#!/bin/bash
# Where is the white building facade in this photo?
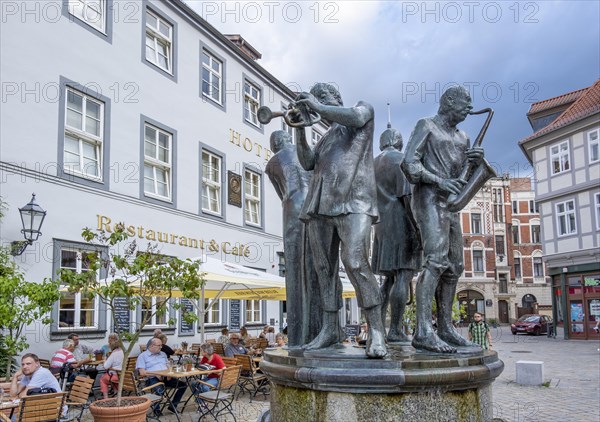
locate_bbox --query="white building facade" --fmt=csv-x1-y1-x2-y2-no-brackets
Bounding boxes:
519,79,600,340
0,0,358,356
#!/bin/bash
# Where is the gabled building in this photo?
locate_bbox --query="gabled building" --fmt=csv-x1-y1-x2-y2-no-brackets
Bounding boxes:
519,79,600,340
458,176,549,325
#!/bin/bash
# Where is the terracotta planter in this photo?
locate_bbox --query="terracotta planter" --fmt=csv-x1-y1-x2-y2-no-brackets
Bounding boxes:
95,353,104,361
89,396,151,422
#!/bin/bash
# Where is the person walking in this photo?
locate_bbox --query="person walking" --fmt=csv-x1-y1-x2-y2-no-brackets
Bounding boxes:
467,312,493,350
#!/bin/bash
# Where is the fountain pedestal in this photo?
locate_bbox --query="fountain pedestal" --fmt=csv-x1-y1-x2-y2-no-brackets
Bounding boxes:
260,343,504,422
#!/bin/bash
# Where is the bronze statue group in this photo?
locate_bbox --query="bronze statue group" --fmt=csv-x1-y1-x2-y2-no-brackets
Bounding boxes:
265,84,495,358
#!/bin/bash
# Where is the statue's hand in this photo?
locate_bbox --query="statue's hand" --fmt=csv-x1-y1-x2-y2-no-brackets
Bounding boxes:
294,92,320,112
437,178,466,195
466,147,484,165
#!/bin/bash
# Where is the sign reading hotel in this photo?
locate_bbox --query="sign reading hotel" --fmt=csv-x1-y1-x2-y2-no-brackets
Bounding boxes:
229,129,273,162
97,215,251,257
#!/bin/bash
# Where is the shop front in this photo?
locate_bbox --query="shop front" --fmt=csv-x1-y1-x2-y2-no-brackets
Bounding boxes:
552,265,600,340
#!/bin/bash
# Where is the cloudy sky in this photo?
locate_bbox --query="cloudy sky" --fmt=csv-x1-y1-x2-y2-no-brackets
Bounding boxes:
185,1,599,179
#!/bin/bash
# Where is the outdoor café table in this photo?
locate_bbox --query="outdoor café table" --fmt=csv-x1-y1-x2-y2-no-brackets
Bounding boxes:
0,397,20,419
145,367,220,414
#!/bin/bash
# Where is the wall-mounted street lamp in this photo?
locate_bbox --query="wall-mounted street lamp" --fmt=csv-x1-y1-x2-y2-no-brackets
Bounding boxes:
11,194,46,256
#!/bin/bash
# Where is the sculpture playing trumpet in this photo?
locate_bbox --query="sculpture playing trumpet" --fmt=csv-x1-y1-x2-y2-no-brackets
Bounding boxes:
446,108,497,212
257,102,321,127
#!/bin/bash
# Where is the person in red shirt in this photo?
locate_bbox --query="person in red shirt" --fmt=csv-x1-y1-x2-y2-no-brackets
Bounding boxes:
50,339,85,374
193,343,225,393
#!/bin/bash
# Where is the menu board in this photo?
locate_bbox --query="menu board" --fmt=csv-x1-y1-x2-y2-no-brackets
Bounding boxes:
230,300,241,331
343,324,360,338
113,297,131,334
179,298,195,335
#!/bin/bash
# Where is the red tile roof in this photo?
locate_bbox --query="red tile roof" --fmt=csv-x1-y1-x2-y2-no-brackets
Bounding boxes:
527,87,587,115
520,79,600,145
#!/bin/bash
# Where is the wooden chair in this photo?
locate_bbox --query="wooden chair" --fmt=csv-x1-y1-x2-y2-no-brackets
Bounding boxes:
221,357,237,367
195,366,241,421
234,354,269,401
191,342,203,351
139,344,147,353
12,392,66,422
244,338,258,349
213,343,225,356
205,339,216,344
256,338,269,350
38,359,51,369
125,356,137,373
65,376,94,421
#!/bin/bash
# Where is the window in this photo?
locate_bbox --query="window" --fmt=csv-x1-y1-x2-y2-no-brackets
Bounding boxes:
533,257,544,277
68,0,105,32
550,140,570,174
311,129,323,146
244,169,261,226
64,88,104,180
531,224,541,243
514,256,522,279
243,81,260,127
511,225,520,244
201,51,222,104
145,9,173,73
203,299,221,324
596,194,600,230
141,297,169,327
473,250,484,272
58,249,98,329
556,200,576,236
144,123,172,200
529,200,537,214
471,213,482,234
493,188,504,222
589,128,599,163
512,200,518,214
245,300,261,323
202,150,221,214
495,235,505,256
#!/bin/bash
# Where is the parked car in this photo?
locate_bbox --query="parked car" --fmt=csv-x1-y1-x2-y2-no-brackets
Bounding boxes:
511,314,552,335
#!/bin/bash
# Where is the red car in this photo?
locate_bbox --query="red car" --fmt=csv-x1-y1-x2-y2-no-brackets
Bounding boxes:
511,314,552,335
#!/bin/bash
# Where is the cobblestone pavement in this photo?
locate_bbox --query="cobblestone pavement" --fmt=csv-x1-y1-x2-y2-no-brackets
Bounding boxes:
488,326,600,422
77,327,599,421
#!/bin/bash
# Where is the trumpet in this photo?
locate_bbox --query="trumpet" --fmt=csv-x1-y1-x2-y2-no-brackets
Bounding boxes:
446,108,497,212
257,102,321,128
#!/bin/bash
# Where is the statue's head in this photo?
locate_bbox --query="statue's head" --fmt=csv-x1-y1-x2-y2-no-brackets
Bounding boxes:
270,130,292,153
310,83,343,107
438,85,472,124
379,128,402,151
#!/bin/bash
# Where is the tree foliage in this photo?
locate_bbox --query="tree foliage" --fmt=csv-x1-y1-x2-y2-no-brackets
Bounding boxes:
58,225,205,404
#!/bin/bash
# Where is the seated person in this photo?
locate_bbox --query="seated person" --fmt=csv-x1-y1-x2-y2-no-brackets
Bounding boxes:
50,339,85,380
356,323,369,345
136,338,186,414
275,333,286,348
10,353,67,416
146,328,163,348
217,328,230,346
193,343,225,393
265,327,277,346
158,334,175,359
99,333,123,399
68,333,98,381
239,326,252,346
258,325,269,339
11,353,62,398
224,333,259,357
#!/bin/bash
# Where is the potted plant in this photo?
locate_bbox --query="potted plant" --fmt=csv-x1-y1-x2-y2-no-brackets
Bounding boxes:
487,318,498,328
182,356,194,372
93,349,104,361
59,226,204,421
